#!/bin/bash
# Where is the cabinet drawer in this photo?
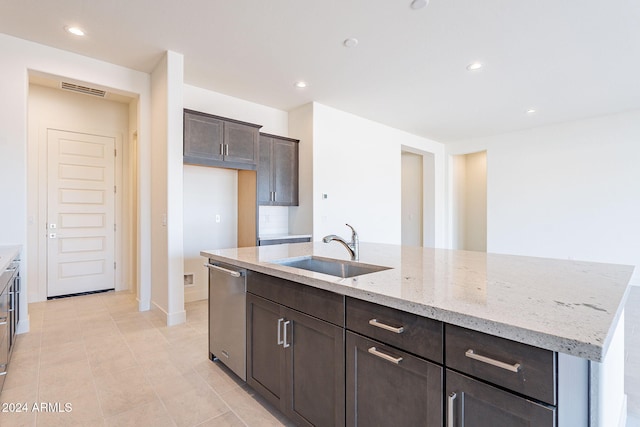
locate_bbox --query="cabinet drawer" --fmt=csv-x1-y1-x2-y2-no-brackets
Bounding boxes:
445,324,556,405
346,297,443,363
247,271,344,326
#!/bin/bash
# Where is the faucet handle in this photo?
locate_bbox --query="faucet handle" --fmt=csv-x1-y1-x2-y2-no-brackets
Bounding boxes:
345,223,358,241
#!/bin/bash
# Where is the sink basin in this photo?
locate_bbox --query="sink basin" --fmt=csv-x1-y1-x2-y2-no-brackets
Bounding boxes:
271,256,390,278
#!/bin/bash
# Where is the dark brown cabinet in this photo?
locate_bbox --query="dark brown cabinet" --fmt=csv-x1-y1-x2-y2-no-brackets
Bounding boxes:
257,133,299,206
345,297,443,426
446,370,556,427
244,272,560,427
346,331,443,426
246,275,345,427
445,324,556,427
183,109,261,170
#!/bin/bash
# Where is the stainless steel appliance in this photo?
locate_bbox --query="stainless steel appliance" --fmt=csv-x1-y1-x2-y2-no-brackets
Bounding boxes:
206,260,247,381
0,257,19,392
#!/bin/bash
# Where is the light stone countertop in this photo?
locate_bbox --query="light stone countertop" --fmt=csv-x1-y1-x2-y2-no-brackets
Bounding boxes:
0,245,21,272
201,242,634,362
258,234,312,241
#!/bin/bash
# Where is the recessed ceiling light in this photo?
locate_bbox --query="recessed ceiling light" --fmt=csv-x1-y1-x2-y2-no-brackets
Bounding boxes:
65,26,85,36
466,62,483,71
343,38,359,48
526,109,537,114
294,81,307,89
410,0,429,10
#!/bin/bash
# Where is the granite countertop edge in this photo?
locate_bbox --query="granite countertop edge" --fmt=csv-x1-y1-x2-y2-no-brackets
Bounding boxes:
201,243,634,362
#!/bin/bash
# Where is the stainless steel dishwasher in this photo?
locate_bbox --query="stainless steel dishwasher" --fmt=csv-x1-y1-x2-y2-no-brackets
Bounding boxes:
206,260,247,381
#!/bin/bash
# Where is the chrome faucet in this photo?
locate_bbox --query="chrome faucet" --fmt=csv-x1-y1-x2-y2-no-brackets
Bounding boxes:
323,224,359,261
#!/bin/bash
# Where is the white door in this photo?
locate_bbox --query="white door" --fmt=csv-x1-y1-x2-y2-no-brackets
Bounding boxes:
47,129,116,297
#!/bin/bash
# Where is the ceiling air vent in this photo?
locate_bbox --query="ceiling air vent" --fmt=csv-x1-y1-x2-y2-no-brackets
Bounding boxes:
60,82,107,98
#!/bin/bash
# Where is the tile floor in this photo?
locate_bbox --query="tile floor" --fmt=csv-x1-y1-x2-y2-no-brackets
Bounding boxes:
0,286,638,426
0,291,293,427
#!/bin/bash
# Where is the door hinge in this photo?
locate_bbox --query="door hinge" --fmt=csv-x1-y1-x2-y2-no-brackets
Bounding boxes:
114,148,117,157
114,261,116,270
114,185,117,194
114,223,116,232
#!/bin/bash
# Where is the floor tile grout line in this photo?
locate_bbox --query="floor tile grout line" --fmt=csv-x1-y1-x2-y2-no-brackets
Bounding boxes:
114,296,179,427
189,363,250,427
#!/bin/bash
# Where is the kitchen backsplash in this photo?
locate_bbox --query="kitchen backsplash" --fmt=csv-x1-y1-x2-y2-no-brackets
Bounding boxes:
259,205,289,235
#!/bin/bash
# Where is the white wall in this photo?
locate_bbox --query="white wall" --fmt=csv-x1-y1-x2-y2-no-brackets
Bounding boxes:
0,33,151,331
288,103,314,236
306,103,446,246
183,165,238,301
27,83,131,301
182,84,289,301
150,51,185,325
448,110,640,285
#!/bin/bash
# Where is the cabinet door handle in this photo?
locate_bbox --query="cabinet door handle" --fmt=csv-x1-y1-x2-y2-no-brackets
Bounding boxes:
277,318,284,345
272,191,276,202
219,143,224,156
283,320,291,348
465,349,521,373
367,346,403,364
225,144,229,156
447,392,456,427
368,318,404,334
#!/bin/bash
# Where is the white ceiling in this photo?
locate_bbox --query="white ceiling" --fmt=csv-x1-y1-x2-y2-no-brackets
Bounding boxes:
1,0,639,142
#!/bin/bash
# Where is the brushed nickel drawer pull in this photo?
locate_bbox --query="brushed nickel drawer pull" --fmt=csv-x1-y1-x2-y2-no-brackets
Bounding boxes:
368,346,403,364
283,320,291,348
465,349,521,372
277,318,284,346
447,392,456,427
368,318,404,334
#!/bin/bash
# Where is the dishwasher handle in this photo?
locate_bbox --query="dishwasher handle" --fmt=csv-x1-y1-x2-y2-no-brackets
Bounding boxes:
204,263,245,278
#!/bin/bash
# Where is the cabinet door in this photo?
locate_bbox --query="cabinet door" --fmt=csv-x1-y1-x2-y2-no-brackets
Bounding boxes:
346,331,443,427
257,135,273,205
272,138,298,206
183,110,224,164
446,370,555,427
246,294,286,410
284,308,345,427
224,121,259,166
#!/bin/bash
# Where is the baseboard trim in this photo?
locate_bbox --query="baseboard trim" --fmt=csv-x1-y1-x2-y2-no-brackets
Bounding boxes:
151,301,186,327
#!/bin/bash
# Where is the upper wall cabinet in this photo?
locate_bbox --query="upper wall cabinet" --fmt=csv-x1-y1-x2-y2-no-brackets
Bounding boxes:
183,109,262,170
258,133,299,206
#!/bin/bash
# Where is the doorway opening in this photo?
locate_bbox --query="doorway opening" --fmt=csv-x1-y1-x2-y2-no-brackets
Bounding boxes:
27,73,139,302
451,151,487,251
401,148,435,247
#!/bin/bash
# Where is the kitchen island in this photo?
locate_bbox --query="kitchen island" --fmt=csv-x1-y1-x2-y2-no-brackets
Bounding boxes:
201,242,634,427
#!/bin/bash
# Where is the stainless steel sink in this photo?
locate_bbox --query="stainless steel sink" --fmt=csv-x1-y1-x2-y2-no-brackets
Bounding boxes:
271,256,390,278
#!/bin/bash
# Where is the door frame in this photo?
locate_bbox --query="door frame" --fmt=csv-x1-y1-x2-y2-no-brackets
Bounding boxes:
36,124,125,301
